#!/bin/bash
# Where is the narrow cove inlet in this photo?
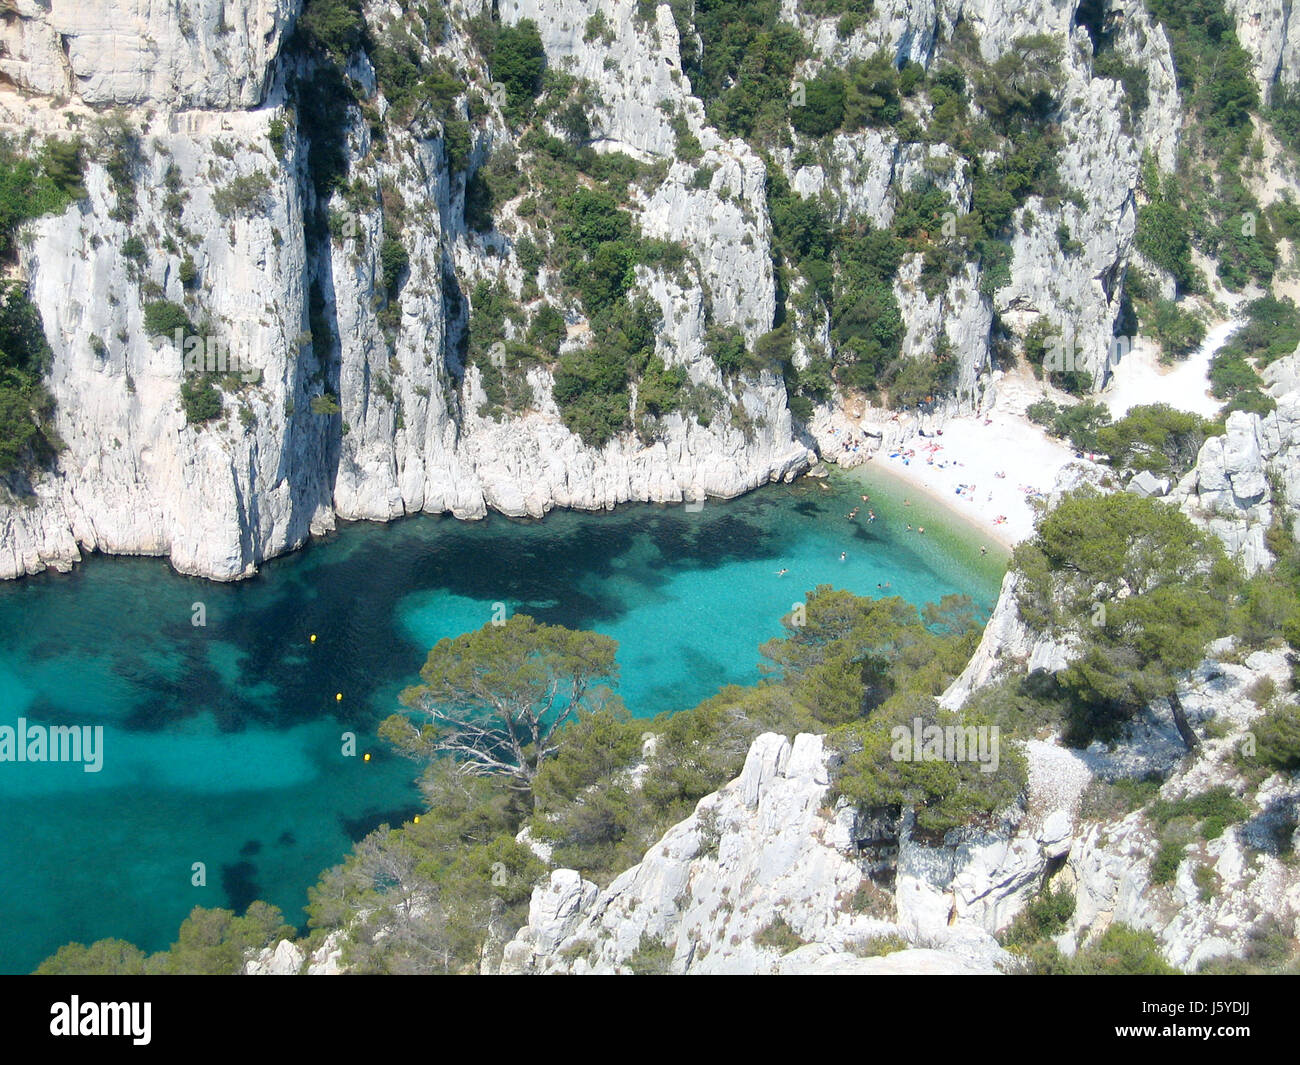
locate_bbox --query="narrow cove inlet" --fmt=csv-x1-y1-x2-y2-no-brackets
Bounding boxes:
0,470,1003,973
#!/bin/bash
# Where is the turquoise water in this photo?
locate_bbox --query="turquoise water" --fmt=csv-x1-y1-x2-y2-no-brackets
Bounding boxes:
0,470,1003,973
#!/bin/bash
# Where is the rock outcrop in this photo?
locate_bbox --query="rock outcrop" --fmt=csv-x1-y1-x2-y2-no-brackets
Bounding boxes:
499,732,1006,974
1174,379,1300,575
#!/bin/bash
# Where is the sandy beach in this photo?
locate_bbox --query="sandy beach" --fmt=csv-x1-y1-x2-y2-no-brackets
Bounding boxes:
830,319,1241,551
855,373,1083,551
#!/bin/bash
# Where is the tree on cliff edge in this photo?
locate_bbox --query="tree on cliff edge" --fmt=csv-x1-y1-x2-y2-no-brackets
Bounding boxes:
1012,489,1240,749
383,614,620,794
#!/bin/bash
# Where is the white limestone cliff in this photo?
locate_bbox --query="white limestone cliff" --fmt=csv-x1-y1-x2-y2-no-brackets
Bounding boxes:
0,0,1205,581
498,732,1007,974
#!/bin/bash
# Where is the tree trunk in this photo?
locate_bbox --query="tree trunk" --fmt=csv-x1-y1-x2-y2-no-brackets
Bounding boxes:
1168,690,1199,751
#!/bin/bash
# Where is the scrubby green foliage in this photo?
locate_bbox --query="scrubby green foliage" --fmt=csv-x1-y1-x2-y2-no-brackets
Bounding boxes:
143,300,193,337
1001,884,1076,948
180,378,223,425
36,904,292,976
1026,398,1112,453
753,917,807,954
1135,157,1197,294
759,587,983,726
1146,0,1257,151
1147,297,1206,363
491,19,547,124
1077,772,1164,821
1148,785,1250,841
1026,923,1179,975
790,68,845,137
1198,917,1300,974
833,693,1027,838
1208,298,1300,418
676,0,805,141
0,283,60,476
0,136,85,255
212,171,273,219
35,938,153,976
1133,2,1273,292
626,932,677,974
1249,703,1300,773
743,586,1026,838
1013,488,1239,746
1096,403,1216,479
552,298,659,446
296,0,365,62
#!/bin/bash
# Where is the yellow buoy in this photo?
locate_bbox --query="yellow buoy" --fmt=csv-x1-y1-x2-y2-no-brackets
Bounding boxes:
335,692,342,702
310,634,317,643
363,752,371,762
413,816,420,824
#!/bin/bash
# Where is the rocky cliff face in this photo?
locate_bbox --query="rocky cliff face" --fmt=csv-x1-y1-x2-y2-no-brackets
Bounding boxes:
0,0,1195,580
0,0,299,109
485,650,1298,976
497,732,1007,974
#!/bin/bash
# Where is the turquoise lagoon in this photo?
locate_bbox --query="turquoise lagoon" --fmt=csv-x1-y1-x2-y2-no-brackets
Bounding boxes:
0,470,1004,972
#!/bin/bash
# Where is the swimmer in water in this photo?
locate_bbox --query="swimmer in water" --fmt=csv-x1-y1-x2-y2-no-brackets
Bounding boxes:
903,498,912,506
917,526,924,534
868,510,875,522
777,568,788,576
906,524,913,532
980,545,987,556
839,551,846,561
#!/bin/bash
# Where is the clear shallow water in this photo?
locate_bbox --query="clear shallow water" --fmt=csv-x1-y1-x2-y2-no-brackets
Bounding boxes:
0,470,1003,973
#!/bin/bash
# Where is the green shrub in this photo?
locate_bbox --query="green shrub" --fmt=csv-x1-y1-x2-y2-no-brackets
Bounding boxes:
0,135,86,253
212,171,273,219
142,300,192,337
380,236,409,298
625,932,675,974
1254,703,1300,773
492,19,546,123
35,939,153,976
850,933,908,957
1149,299,1205,362
1148,786,1250,841
1040,924,1178,975
1150,839,1185,884
1002,884,1076,947
791,69,845,137
180,377,223,424
1136,168,1196,292
267,117,288,160
753,917,807,955
1096,403,1214,478
0,283,60,475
